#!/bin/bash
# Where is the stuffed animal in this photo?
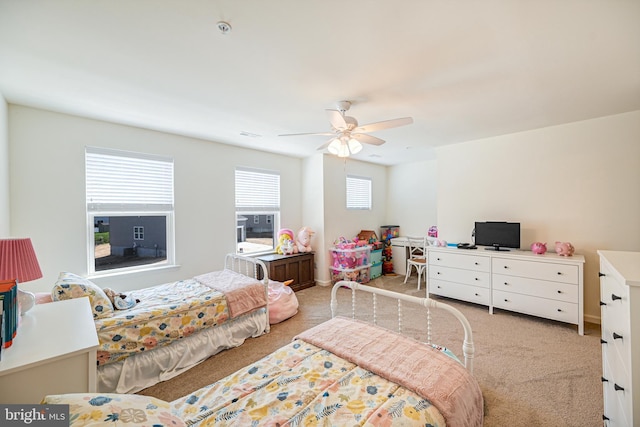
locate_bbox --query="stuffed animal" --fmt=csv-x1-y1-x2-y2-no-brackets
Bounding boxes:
104,287,140,310
296,227,315,253
275,228,298,255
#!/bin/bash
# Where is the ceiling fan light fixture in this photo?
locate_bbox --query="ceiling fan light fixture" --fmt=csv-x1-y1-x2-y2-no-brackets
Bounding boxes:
347,138,362,154
327,138,341,155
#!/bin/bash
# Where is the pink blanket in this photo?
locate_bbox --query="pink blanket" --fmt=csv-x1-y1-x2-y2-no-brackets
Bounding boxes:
194,269,266,318
295,317,483,427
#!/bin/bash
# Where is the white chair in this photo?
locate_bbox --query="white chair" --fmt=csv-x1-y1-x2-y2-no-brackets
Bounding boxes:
404,236,428,291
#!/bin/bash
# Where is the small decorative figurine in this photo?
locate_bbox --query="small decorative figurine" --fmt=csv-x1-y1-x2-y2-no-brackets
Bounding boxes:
555,241,575,257
531,242,547,255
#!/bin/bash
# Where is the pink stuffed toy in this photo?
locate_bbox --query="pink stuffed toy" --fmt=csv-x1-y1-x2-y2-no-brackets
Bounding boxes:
296,227,315,253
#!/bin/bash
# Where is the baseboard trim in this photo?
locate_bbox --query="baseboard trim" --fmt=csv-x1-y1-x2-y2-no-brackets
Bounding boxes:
584,313,600,325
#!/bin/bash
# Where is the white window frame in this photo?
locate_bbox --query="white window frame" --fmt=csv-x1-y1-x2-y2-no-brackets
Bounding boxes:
346,175,372,210
235,167,280,255
85,147,176,276
133,226,144,240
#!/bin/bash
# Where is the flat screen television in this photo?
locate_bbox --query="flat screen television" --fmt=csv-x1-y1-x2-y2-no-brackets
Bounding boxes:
474,221,520,251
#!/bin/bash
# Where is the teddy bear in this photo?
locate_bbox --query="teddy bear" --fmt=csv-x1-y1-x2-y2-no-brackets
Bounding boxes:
104,287,140,310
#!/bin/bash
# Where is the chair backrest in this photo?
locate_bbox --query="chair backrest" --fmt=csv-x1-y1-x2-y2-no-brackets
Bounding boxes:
407,236,427,259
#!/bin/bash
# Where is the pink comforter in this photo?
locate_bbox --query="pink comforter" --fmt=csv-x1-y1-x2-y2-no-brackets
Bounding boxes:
194,269,266,318
295,316,484,427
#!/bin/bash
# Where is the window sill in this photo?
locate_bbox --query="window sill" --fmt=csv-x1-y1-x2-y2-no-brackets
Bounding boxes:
88,263,181,280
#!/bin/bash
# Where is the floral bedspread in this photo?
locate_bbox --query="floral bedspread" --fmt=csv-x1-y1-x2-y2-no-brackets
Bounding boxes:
95,279,229,366
171,340,448,426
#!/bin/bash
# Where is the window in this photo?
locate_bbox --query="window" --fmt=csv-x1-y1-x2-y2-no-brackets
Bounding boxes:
235,167,280,255
346,175,372,210
86,147,175,275
133,226,144,240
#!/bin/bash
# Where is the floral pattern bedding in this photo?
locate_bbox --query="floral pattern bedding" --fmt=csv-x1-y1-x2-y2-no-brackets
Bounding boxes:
171,340,448,426
95,279,230,366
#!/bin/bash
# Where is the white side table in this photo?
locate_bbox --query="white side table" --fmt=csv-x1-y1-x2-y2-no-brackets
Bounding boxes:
0,297,99,403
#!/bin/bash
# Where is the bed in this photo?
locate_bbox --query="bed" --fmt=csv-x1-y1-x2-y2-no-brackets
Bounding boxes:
51,254,271,394
43,281,483,426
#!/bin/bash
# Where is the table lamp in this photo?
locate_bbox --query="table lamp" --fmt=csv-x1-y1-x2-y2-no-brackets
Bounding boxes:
0,238,43,315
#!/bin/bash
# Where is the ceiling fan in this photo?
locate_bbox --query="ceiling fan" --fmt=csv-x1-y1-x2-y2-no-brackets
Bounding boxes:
279,101,413,157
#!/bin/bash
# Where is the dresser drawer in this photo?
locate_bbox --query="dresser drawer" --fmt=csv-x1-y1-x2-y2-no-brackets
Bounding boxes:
602,359,631,426
429,279,490,305
493,290,578,324
493,274,578,303
428,251,490,272
429,265,490,288
493,257,579,284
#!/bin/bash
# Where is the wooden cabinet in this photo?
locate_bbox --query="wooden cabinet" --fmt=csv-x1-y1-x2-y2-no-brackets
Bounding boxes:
598,250,640,426
427,247,585,334
0,298,99,403
257,252,315,291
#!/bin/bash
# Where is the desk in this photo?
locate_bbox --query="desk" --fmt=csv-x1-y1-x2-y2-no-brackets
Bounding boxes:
0,298,99,403
257,252,315,291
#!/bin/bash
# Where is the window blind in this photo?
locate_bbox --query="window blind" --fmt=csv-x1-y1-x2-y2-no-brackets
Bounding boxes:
86,147,174,212
346,175,372,210
235,167,280,212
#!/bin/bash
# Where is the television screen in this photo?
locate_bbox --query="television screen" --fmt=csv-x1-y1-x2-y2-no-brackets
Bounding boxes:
474,221,520,251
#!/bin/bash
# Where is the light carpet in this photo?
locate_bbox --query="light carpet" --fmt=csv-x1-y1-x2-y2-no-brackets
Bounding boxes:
139,274,603,427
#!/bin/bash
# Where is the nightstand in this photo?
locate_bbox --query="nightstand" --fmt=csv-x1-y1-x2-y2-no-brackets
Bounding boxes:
0,297,99,403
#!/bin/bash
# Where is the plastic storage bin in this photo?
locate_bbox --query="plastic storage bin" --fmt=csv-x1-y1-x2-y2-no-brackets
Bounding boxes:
370,261,382,279
370,249,382,264
329,246,371,270
330,265,371,284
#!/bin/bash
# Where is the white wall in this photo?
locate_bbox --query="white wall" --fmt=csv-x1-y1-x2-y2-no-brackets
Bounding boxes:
386,160,438,237
320,155,388,283
0,95,9,236
301,153,324,281
9,105,302,293
435,110,640,322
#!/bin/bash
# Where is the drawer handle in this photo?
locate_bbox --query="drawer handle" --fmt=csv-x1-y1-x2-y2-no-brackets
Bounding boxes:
437,285,441,289
475,293,479,296
600,301,606,306
503,282,508,286
611,294,621,301
474,262,479,265
613,332,623,340
503,265,508,269
556,272,562,275
603,415,610,421
475,277,479,281
504,299,509,302
614,383,624,392
600,339,607,345
437,272,441,275
599,272,605,277
436,258,441,261
557,290,562,294
557,308,562,312
601,377,608,383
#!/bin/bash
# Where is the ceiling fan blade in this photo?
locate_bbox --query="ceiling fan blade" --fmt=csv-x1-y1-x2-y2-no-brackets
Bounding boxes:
278,131,335,137
353,117,413,133
326,109,347,131
352,133,386,146
316,140,332,151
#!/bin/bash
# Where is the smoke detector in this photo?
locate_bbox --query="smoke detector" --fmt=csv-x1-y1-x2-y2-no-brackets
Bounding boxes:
216,21,232,35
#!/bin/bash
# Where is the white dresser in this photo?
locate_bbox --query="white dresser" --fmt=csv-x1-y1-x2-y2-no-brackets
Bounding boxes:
0,297,99,403
598,250,640,426
427,247,585,334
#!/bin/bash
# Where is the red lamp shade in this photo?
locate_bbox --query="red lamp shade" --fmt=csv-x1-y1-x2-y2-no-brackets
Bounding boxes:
0,238,43,283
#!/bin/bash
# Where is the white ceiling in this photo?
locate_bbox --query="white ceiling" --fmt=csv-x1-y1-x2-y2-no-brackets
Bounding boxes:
1,1,638,166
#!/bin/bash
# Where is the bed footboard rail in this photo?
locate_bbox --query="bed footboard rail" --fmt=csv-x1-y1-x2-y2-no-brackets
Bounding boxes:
330,281,475,373
224,253,269,284
225,253,271,333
